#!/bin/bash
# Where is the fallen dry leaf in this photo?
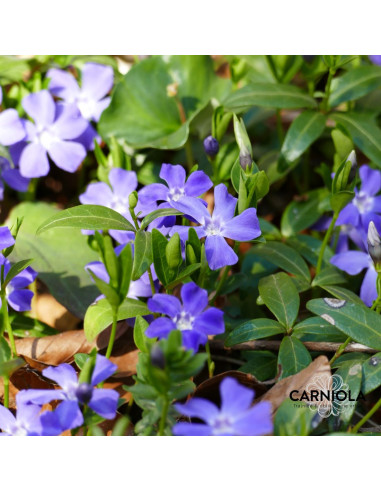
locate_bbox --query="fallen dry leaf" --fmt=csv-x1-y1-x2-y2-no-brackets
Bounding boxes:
33,292,80,332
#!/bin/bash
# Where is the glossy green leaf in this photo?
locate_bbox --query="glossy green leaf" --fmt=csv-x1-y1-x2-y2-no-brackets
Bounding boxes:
84,297,150,341
240,351,278,381
362,353,381,394
293,316,346,343
152,229,170,286
254,241,311,283
329,65,381,108
259,272,300,328
132,231,153,281
281,111,326,163
286,235,333,267
332,113,381,167
3,259,34,288
224,83,317,112
9,314,58,338
133,316,153,354
307,298,381,349
0,357,25,378
165,264,201,290
139,208,182,231
320,285,364,305
335,361,363,424
0,337,11,364
99,55,231,149
7,202,99,319
274,399,317,436
278,336,312,378
226,318,285,346
312,266,346,287
281,188,328,237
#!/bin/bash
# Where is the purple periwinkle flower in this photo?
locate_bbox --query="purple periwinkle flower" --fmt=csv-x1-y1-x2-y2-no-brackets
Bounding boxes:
146,282,224,352
0,393,43,436
0,157,30,200
203,136,219,157
0,87,26,146
139,163,212,228
369,55,381,66
173,377,273,436
0,226,15,250
171,183,261,270
336,165,381,233
21,355,119,428
0,256,37,311
9,90,88,178
48,63,113,123
80,168,148,243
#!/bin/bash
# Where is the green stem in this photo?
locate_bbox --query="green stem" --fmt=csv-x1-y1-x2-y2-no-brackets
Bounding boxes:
205,342,215,378
1,293,16,357
322,68,336,112
351,397,381,433
316,211,339,275
3,376,9,408
158,397,169,436
371,272,381,312
330,337,352,365
147,267,156,297
105,309,118,359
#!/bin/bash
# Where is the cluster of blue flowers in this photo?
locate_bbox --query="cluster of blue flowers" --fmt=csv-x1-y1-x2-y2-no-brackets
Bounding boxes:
0,63,113,184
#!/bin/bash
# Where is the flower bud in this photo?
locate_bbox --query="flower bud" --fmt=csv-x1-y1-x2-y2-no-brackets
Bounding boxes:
347,150,357,182
203,136,219,157
150,345,165,370
75,382,94,405
239,152,252,170
368,221,381,270
166,82,178,98
129,191,138,210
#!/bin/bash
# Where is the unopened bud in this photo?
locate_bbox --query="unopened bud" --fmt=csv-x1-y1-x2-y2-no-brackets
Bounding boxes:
347,150,357,182
166,82,178,98
150,345,165,370
129,191,138,210
368,221,381,270
203,136,219,157
240,152,252,170
75,383,94,405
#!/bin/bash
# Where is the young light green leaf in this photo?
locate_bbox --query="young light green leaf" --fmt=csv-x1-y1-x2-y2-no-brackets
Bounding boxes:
225,318,286,346
3,259,33,289
278,336,312,379
152,229,170,286
36,204,135,234
307,298,381,350
165,264,201,290
140,208,182,230
259,272,300,328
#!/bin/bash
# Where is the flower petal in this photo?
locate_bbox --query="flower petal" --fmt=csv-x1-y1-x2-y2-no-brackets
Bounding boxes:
9,266,37,289
181,330,206,352
2,167,30,192
148,293,182,318
360,165,381,196
222,208,261,241
213,184,237,222
139,183,168,204
160,163,186,189
180,282,208,316
145,317,176,339
8,289,34,312
79,181,113,207
232,401,273,436
360,266,378,307
47,68,80,101
52,103,88,139
52,400,83,431
194,307,225,336
19,388,65,405
184,170,212,197
172,422,213,436
336,203,360,227
42,364,78,392
81,63,114,101
19,142,50,178
91,355,117,386
48,140,86,173
22,90,56,126
205,235,238,270
0,226,15,249
0,109,26,145
88,388,119,419
86,261,110,284
330,251,370,275
173,196,209,225
220,377,255,416
0,404,16,433
175,398,219,422
109,168,137,198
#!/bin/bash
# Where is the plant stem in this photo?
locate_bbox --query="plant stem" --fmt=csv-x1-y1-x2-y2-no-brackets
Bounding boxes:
316,211,339,275
1,292,17,357
330,336,352,365
351,397,381,433
147,267,156,297
371,272,381,312
158,397,169,436
3,376,9,408
105,309,118,359
205,341,215,378
322,67,336,112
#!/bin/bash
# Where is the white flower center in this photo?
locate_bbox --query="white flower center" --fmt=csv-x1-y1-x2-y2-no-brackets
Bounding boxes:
174,310,194,331
353,191,374,214
34,126,59,150
211,414,234,435
111,196,129,216
168,187,185,202
205,217,223,237
77,96,97,120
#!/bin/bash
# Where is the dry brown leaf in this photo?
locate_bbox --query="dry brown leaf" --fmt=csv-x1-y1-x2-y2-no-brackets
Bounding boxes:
260,355,331,415
33,292,80,332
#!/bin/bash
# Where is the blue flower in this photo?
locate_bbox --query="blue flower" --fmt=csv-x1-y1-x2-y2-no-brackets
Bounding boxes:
203,136,219,157
0,393,44,436
171,183,261,270
21,355,119,430
173,377,273,436
146,282,224,352
0,256,37,312
0,157,30,201
0,87,26,147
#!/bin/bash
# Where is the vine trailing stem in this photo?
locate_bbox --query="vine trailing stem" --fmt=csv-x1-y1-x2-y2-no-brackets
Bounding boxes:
322,67,336,112
315,210,339,276
351,396,381,433
205,341,215,378
329,336,352,365
105,309,118,359
158,397,169,436
3,377,9,408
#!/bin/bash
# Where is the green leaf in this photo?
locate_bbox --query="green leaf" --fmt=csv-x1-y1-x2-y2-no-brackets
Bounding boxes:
0,357,25,378
281,188,328,237
224,82,317,112
0,337,11,364
362,353,381,394
253,241,311,283
152,229,170,286
240,351,278,381
329,66,381,108
330,190,355,214
312,266,346,287
140,208,182,231
165,264,201,290
118,243,133,301
7,202,99,319
132,231,153,281
3,259,34,289
274,399,317,436
0,56,29,83
133,316,153,354
286,235,333,267
259,272,300,328
9,314,58,338
278,336,312,378
332,113,381,167
88,270,120,309
84,297,150,341
335,361,363,424
226,318,285,346
293,316,346,343
307,298,381,350
281,111,326,163
36,204,135,235
320,285,364,305
98,55,231,149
